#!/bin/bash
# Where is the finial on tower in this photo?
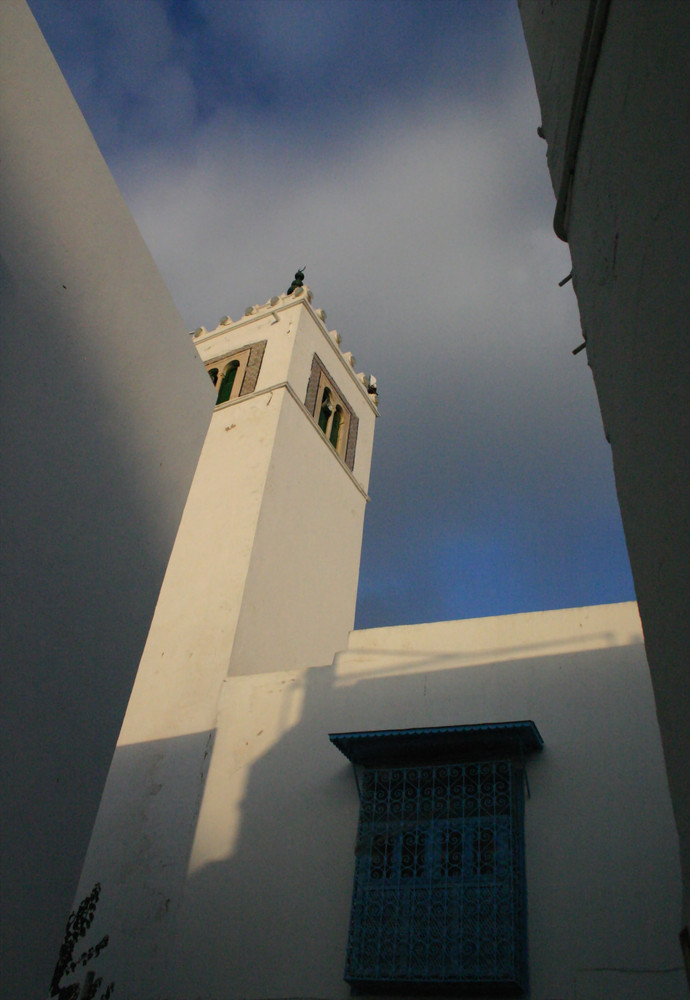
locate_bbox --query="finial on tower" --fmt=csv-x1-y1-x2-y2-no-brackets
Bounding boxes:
286,267,306,295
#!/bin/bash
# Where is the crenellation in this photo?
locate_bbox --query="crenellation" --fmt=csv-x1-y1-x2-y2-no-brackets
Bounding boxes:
192,289,379,419
198,286,355,360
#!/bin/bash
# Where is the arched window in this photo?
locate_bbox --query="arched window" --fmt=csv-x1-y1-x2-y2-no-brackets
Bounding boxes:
329,405,343,448
204,341,265,408
216,360,239,405
305,355,358,469
318,388,333,432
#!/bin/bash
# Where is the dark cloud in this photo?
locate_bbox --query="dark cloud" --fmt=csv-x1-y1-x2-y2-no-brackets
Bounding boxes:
30,0,519,153
28,0,635,628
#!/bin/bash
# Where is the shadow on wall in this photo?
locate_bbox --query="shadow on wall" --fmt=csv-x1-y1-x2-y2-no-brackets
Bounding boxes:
0,234,211,999
73,629,685,999
61,728,218,1000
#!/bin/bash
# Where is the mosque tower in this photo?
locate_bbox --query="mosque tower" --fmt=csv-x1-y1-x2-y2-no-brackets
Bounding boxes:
55,278,686,1000
70,278,378,995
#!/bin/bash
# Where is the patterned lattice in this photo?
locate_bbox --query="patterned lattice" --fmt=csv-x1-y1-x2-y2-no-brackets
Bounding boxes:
345,760,526,993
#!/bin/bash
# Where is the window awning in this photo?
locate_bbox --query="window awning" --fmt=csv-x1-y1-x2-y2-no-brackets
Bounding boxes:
329,720,543,766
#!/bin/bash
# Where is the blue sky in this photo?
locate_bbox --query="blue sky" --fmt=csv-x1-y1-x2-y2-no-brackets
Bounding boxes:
29,0,635,628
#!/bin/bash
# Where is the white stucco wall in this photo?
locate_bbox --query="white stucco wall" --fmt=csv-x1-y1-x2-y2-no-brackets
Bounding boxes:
518,0,690,928
73,603,683,999
194,289,377,493
0,3,213,997
286,298,377,491
72,292,377,996
228,393,369,674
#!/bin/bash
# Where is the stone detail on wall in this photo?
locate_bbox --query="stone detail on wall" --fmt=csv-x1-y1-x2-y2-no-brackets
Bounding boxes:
240,340,267,396
305,353,359,471
345,413,359,472
305,354,322,416
204,340,267,403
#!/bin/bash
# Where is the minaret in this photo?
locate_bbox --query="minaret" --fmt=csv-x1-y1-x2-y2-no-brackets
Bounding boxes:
69,281,378,995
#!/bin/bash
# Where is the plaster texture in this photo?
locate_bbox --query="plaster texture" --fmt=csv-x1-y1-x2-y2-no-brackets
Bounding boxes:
73,292,377,996
194,289,377,491
75,603,684,999
0,3,213,996
518,0,690,926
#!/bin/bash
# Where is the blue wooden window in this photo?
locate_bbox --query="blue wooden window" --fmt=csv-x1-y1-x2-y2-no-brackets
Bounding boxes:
330,723,542,996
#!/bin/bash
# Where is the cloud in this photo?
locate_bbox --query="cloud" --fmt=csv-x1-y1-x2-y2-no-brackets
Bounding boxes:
28,0,634,626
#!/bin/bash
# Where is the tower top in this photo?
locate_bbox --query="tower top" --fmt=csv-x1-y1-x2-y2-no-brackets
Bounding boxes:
286,268,306,295
190,284,379,405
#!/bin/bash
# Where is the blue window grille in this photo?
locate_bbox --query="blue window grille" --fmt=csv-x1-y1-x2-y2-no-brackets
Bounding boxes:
330,723,542,996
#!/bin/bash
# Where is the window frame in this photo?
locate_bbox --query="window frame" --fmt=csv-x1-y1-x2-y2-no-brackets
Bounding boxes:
329,722,543,997
215,358,241,405
314,374,351,459
305,354,358,470
205,340,267,407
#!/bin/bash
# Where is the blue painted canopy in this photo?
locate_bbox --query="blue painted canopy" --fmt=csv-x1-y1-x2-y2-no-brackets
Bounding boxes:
329,721,543,766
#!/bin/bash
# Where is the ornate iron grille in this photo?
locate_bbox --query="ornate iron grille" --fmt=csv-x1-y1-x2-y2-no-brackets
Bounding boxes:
345,760,527,995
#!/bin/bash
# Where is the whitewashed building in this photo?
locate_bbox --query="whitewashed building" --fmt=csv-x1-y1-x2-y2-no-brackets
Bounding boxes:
4,1,686,995
518,0,690,942
0,3,212,996
65,288,685,1000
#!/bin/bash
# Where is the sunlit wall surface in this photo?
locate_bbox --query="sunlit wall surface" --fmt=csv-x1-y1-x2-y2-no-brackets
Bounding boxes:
73,604,684,999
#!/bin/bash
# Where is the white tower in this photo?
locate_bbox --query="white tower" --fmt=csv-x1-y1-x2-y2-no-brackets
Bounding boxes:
68,282,378,996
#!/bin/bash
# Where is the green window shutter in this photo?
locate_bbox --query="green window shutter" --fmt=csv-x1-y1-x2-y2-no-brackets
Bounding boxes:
216,361,239,405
